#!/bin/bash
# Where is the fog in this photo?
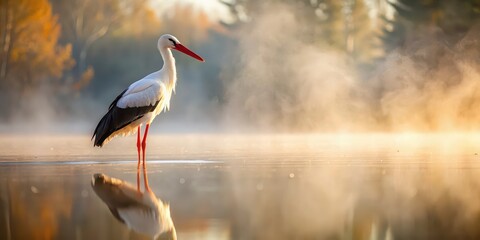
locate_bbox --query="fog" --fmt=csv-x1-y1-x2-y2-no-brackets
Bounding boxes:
222,4,480,132
1,1,480,134
222,5,373,132
225,133,480,239
3,2,480,239
3,134,480,239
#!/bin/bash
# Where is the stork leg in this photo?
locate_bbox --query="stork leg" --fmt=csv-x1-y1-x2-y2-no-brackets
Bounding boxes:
142,123,151,192
136,126,141,191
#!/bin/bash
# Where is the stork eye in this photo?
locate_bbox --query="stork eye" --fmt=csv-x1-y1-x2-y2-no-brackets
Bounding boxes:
168,38,177,46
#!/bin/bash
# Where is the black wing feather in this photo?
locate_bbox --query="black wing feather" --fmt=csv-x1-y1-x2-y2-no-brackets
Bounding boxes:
92,89,160,147
108,89,127,110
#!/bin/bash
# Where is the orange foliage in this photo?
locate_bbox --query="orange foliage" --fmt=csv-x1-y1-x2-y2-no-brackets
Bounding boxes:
0,0,73,92
72,66,94,91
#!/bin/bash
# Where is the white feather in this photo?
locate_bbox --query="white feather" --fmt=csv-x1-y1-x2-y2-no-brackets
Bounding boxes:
117,79,162,109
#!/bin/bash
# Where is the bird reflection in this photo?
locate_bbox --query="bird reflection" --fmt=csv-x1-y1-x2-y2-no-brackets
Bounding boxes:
91,173,176,240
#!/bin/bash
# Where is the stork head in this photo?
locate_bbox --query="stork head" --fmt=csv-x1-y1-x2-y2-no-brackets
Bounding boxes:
158,34,204,62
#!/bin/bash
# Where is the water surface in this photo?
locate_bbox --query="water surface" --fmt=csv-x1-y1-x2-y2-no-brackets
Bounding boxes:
1,134,480,239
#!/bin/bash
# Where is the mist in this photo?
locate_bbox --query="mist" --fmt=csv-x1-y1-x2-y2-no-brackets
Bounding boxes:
2,0,480,134
225,133,480,239
372,26,480,131
222,3,480,132
222,5,373,132
4,2,480,239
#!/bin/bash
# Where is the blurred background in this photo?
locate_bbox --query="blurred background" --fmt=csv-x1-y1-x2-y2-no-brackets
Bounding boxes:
2,0,480,134
4,1,480,240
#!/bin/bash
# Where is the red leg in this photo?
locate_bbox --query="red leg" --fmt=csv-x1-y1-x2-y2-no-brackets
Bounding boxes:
136,126,141,191
142,124,150,191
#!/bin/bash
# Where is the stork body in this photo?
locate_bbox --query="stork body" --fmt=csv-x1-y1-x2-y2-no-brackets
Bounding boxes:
92,69,172,147
92,34,204,184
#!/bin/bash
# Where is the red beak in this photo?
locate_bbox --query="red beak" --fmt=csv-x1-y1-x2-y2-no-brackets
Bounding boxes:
174,44,204,62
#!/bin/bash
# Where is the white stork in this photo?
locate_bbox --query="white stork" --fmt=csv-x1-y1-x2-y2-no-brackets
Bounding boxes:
92,34,204,188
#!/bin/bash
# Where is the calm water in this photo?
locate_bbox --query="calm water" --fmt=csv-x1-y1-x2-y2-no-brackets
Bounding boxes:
1,134,480,240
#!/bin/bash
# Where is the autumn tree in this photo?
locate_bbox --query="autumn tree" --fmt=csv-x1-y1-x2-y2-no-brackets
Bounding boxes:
50,0,164,93
78,0,162,97
50,0,126,91
0,0,73,117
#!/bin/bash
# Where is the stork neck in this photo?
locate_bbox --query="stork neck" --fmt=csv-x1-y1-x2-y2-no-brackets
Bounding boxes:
159,47,177,91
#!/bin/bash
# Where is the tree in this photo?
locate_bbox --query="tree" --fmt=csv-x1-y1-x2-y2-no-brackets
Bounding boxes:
51,0,163,93
50,0,125,88
345,0,380,63
227,0,380,64
82,0,162,95
381,0,480,52
0,0,73,116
